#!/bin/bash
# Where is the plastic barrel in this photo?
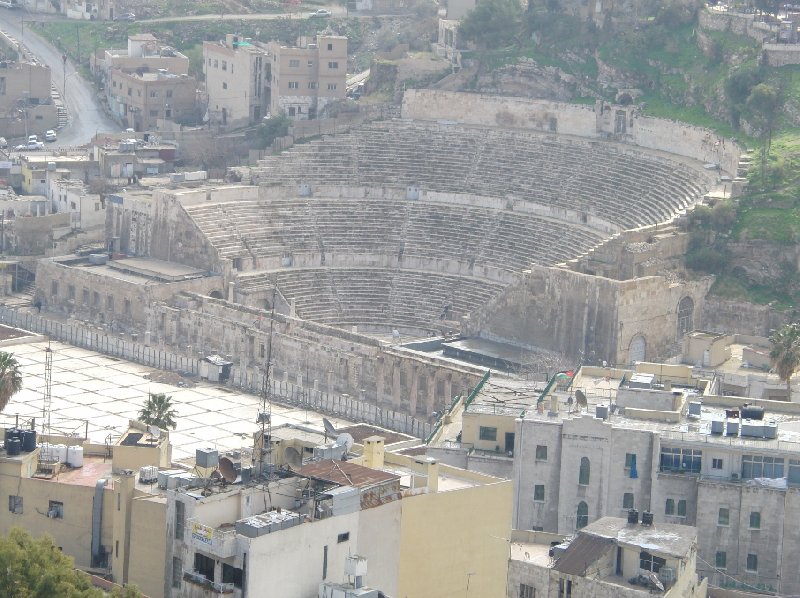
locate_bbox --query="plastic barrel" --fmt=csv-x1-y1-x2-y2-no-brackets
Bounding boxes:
7,438,21,456
20,430,37,452
4,427,16,449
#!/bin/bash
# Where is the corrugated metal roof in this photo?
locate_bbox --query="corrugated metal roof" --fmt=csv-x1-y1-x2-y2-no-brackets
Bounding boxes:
553,533,615,576
299,459,400,489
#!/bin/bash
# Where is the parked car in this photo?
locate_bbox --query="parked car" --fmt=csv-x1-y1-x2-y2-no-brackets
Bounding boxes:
310,8,332,17
16,141,43,151
0,137,7,149
114,12,135,21
28,134,37,144
44,129,57,142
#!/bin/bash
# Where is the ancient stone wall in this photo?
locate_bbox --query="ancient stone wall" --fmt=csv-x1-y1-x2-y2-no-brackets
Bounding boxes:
401,90,741,174
702,296,792,337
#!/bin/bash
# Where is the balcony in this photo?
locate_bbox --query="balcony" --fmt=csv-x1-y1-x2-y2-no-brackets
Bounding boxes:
187,519,238,558
183,571,234,595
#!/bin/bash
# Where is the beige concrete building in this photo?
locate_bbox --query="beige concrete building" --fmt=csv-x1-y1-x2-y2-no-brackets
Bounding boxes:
203,34,270,129
108,68,199,132
0,61,58,138
267,35,347,120
93,34,189,85
507,518,708,598
0,420,171,598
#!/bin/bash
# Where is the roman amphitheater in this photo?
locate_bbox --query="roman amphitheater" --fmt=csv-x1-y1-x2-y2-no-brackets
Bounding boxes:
36,91,743,425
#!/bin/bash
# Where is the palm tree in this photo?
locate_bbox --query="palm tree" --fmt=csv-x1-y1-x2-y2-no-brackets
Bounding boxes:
0,351,22,413
770,323,800,400
138,393,177,430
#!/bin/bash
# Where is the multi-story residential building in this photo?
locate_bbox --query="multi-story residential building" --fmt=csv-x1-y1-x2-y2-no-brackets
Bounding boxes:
0,60,59,137
108,68,199,131
507,517,708,598
203,34,270,129
266,35,347,120
92,34,189,86
473,362,800,596
167,435,511,598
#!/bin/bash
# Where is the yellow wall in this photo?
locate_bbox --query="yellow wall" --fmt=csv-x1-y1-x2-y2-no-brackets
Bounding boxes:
462,412,517,452
127,495,168,598
397,480,512,598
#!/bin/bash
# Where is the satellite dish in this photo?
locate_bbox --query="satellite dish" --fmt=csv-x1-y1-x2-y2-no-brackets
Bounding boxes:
322,417,337,436
336,433,354,453
284,446,302,469
219,456,237,483
575,389,587,411
148,425,161,439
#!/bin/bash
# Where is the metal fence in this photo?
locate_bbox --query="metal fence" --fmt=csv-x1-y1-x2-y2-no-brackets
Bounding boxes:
0,306,431,439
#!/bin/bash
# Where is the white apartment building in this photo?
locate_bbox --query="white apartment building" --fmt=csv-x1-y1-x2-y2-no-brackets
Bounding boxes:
508,364,800,596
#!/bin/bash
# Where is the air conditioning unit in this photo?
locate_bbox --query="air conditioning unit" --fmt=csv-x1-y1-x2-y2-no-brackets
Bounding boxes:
731,473,739,480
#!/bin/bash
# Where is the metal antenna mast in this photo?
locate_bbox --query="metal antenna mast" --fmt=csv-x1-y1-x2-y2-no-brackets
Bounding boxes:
256,288,277,477
41,340,52,436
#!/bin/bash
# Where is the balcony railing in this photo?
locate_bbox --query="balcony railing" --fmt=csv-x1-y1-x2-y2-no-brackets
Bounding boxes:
183,571,235,594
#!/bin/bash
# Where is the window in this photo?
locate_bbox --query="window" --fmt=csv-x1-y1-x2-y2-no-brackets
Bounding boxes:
222,60,227,71
194,552,214,581
106,295,114,312
718,507,730,526
175,501,185,540
746,553,758,572
576,501,588,529
172,556,182,588
535,445,548,460
750,511,761,529
625,453,636,469
337,532,349,543
127,87,132,96
558,579,572,598
8,495,22,514
149,109,159,117
327,43,333,50
579,457,590,485
222,82,227,89
166,89,173,98
124,298,131,316
520,584,535,598
222,563,243,588
67,284,75,300
328,61,339,69
665,498,675,515
82,288,89,304
48,500,63,519
214,59,218,67
165,109,172,118
150,90,159,98
479,426,497,442
289,59,300,67
712,458,723,469
322,545,328,580
742,455,784,479
660,446,701,473
639,551,666,573
715,551,727,569
288,107,296,116
51,281,58,297
308,82,317,89
288,81,299,89
93,291,100,307
534,485,545,502
677,499,686,517
308,60,314,67
623,492,634,509
328,83,337,90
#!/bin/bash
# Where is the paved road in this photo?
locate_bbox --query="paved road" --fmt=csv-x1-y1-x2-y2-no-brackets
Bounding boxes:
140,6,346,23
0,7,119,147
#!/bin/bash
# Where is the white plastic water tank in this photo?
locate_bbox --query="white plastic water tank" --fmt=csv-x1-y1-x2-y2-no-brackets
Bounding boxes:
66,445,83,467
55,444,68,464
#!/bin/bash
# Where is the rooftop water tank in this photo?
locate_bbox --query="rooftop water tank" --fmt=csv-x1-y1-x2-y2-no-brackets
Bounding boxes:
67,445,83,467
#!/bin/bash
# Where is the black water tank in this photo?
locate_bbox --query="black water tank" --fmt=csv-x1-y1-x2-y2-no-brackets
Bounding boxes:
4,428,19,450
628,509,639,524
642,511,654,526
741,405,764,420
7,438,21,456
20,430,37,452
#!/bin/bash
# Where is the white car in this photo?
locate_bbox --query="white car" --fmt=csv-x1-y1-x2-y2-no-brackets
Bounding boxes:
45,129,57,142
28,134,38,143
310,8,332,17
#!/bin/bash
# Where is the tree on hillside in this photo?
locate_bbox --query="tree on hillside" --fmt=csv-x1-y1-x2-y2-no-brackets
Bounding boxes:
460,0,523,49
0,351,22,413
138,392,178,429
770,323,800,399
746,83,784,185
0,527,142,597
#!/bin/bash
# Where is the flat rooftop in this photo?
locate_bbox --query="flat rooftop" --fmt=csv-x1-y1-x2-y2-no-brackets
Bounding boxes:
582,517,696,559
2,340,357,461
300,459,400,489
55,255,211,284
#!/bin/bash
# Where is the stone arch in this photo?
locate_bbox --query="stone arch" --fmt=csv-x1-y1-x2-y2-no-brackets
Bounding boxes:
576,501,589,530
209,290,224,300
629,335,646,364
677,296,694,339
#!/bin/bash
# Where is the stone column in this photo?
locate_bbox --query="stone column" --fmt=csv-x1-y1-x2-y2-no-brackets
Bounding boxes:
426,368,437,415
391,360,401,408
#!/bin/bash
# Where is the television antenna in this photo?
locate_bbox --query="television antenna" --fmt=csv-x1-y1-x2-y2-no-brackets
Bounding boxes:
255,288,277,477
37,340,54,471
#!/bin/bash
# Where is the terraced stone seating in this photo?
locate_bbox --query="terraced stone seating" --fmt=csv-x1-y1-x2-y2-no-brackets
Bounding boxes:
237,268,506,329
184,198,607,271
250,121,710,229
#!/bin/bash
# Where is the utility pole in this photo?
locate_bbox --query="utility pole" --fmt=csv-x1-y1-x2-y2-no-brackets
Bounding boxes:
76,24,81,66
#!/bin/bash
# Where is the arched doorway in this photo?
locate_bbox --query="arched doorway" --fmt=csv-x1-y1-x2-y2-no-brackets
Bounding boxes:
576,501,589,529
677,297,694,339
209,290,224,299
629,335,646,364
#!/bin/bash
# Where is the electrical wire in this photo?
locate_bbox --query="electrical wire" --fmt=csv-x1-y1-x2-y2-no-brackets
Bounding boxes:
696,553,785,596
